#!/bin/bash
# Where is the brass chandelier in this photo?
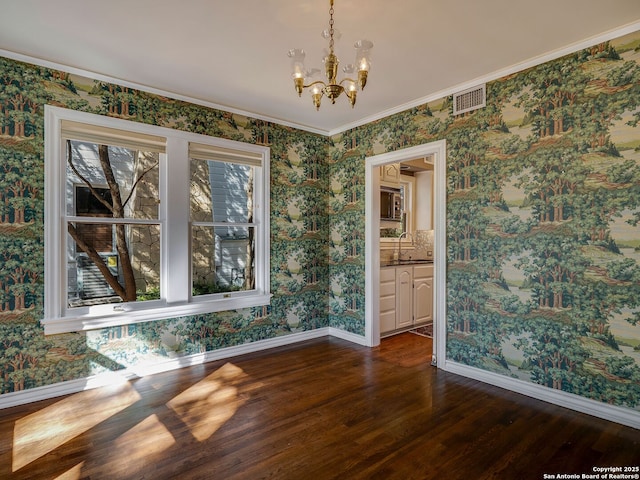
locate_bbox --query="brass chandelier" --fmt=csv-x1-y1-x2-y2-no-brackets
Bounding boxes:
288,0,373,110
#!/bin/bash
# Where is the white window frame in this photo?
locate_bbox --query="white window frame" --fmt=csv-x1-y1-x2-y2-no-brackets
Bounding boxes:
43,106,271,334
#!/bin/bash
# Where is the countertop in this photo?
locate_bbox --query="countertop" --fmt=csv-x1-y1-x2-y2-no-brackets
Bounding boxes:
380,259,433,267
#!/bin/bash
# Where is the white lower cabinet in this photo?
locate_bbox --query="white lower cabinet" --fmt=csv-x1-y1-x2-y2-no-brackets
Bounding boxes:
413,266,433,325
379,267,397,333
395,267,413,328
380,264,433,335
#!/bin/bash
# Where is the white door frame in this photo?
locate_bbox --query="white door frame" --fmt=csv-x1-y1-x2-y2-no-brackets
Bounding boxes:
364,140,446,366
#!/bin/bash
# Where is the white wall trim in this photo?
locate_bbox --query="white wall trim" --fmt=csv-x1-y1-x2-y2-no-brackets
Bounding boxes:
328,20,640,136
3,21,640,138
328,327,367,346
442,360,640,430
2,327,640,431
43,105,272,335
0,328,332,410
364,140,447,367
0,49,328,137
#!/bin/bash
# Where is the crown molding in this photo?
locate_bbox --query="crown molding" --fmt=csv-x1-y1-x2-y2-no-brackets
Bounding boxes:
0,48,329,136
328,20,640,136
1,20,639,138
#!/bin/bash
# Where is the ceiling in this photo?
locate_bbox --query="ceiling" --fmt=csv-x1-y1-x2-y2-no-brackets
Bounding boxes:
1,0,640,135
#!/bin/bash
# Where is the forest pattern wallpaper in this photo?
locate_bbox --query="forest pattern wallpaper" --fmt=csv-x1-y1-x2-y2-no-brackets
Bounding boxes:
1,28,640,417
0,55,331,391
330,30,640,411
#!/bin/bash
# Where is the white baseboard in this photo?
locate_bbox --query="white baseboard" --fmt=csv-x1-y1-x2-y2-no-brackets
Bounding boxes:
0,327,335,410
442,360,640,430
328,327,367,346
4,330,638,431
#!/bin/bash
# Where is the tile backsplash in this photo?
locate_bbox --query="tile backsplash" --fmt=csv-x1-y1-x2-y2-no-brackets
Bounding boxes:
380,229,433,263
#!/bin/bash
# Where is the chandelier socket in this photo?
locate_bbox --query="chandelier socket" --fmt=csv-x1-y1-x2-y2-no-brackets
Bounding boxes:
294,76,304,96
358,70,368,91
312,92,323,110
347,90,356,108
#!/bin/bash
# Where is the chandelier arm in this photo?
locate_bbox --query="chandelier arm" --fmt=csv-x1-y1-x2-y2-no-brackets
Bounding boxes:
338,77,357,86
303,80,328,90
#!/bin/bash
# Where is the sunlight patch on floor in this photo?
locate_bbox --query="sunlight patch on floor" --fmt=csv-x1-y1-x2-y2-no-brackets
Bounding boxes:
54,462,84,480
110,414,175,470
13,383,141,472
166,362,246,441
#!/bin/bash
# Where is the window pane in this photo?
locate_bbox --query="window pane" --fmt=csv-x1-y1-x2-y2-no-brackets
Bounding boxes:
190,159,253,223
75,186,112,215
66,140,159,220
74,222,113,252
192,225,255,295
67,223,161,307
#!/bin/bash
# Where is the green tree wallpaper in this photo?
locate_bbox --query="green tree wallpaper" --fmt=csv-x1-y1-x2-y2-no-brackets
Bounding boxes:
0,56,331,394
1,28,640,417
330,31,640,411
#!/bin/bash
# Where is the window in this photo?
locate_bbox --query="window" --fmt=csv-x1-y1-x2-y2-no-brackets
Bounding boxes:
189,143,261,297
44,106,270,334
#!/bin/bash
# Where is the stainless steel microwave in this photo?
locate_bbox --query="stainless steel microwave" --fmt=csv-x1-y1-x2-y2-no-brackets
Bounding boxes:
380,186,402,221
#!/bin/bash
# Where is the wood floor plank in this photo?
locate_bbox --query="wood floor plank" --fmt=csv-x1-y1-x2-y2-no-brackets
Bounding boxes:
0,333,637,479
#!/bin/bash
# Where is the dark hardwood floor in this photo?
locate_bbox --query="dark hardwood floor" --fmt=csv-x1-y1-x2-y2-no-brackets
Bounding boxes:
0,333,638,479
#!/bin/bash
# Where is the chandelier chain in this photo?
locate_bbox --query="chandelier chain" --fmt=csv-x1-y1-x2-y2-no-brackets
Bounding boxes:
329,1,335,52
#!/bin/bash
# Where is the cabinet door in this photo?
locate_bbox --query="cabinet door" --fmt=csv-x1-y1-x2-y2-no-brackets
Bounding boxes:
396,267,413,328
380,268,396,333
381,163,400,183
413,277,433,325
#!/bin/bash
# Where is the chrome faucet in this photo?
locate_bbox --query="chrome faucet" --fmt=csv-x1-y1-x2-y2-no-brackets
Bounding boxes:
397,232,413,261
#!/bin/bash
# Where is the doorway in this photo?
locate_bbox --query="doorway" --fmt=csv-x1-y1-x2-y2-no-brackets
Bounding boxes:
364,140,446,366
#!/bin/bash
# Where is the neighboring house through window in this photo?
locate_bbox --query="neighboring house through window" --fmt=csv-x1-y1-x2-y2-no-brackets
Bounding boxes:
74,185,114,253
71,185,116,303
43,106,270,334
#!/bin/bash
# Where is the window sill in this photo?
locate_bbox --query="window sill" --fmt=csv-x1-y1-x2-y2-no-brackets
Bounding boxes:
41,293,272,335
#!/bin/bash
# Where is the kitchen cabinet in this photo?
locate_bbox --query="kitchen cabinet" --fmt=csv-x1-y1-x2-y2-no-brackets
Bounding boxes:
379,267,396,333
396,266,413,328
413,265,433,324
414,170,433,231
380,163,400,184
380,263,433,335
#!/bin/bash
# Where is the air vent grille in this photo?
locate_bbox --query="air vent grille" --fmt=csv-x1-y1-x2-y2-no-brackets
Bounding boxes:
453,84,486,115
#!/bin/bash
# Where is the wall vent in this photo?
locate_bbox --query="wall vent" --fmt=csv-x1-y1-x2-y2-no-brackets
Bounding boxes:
453,84,486,115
